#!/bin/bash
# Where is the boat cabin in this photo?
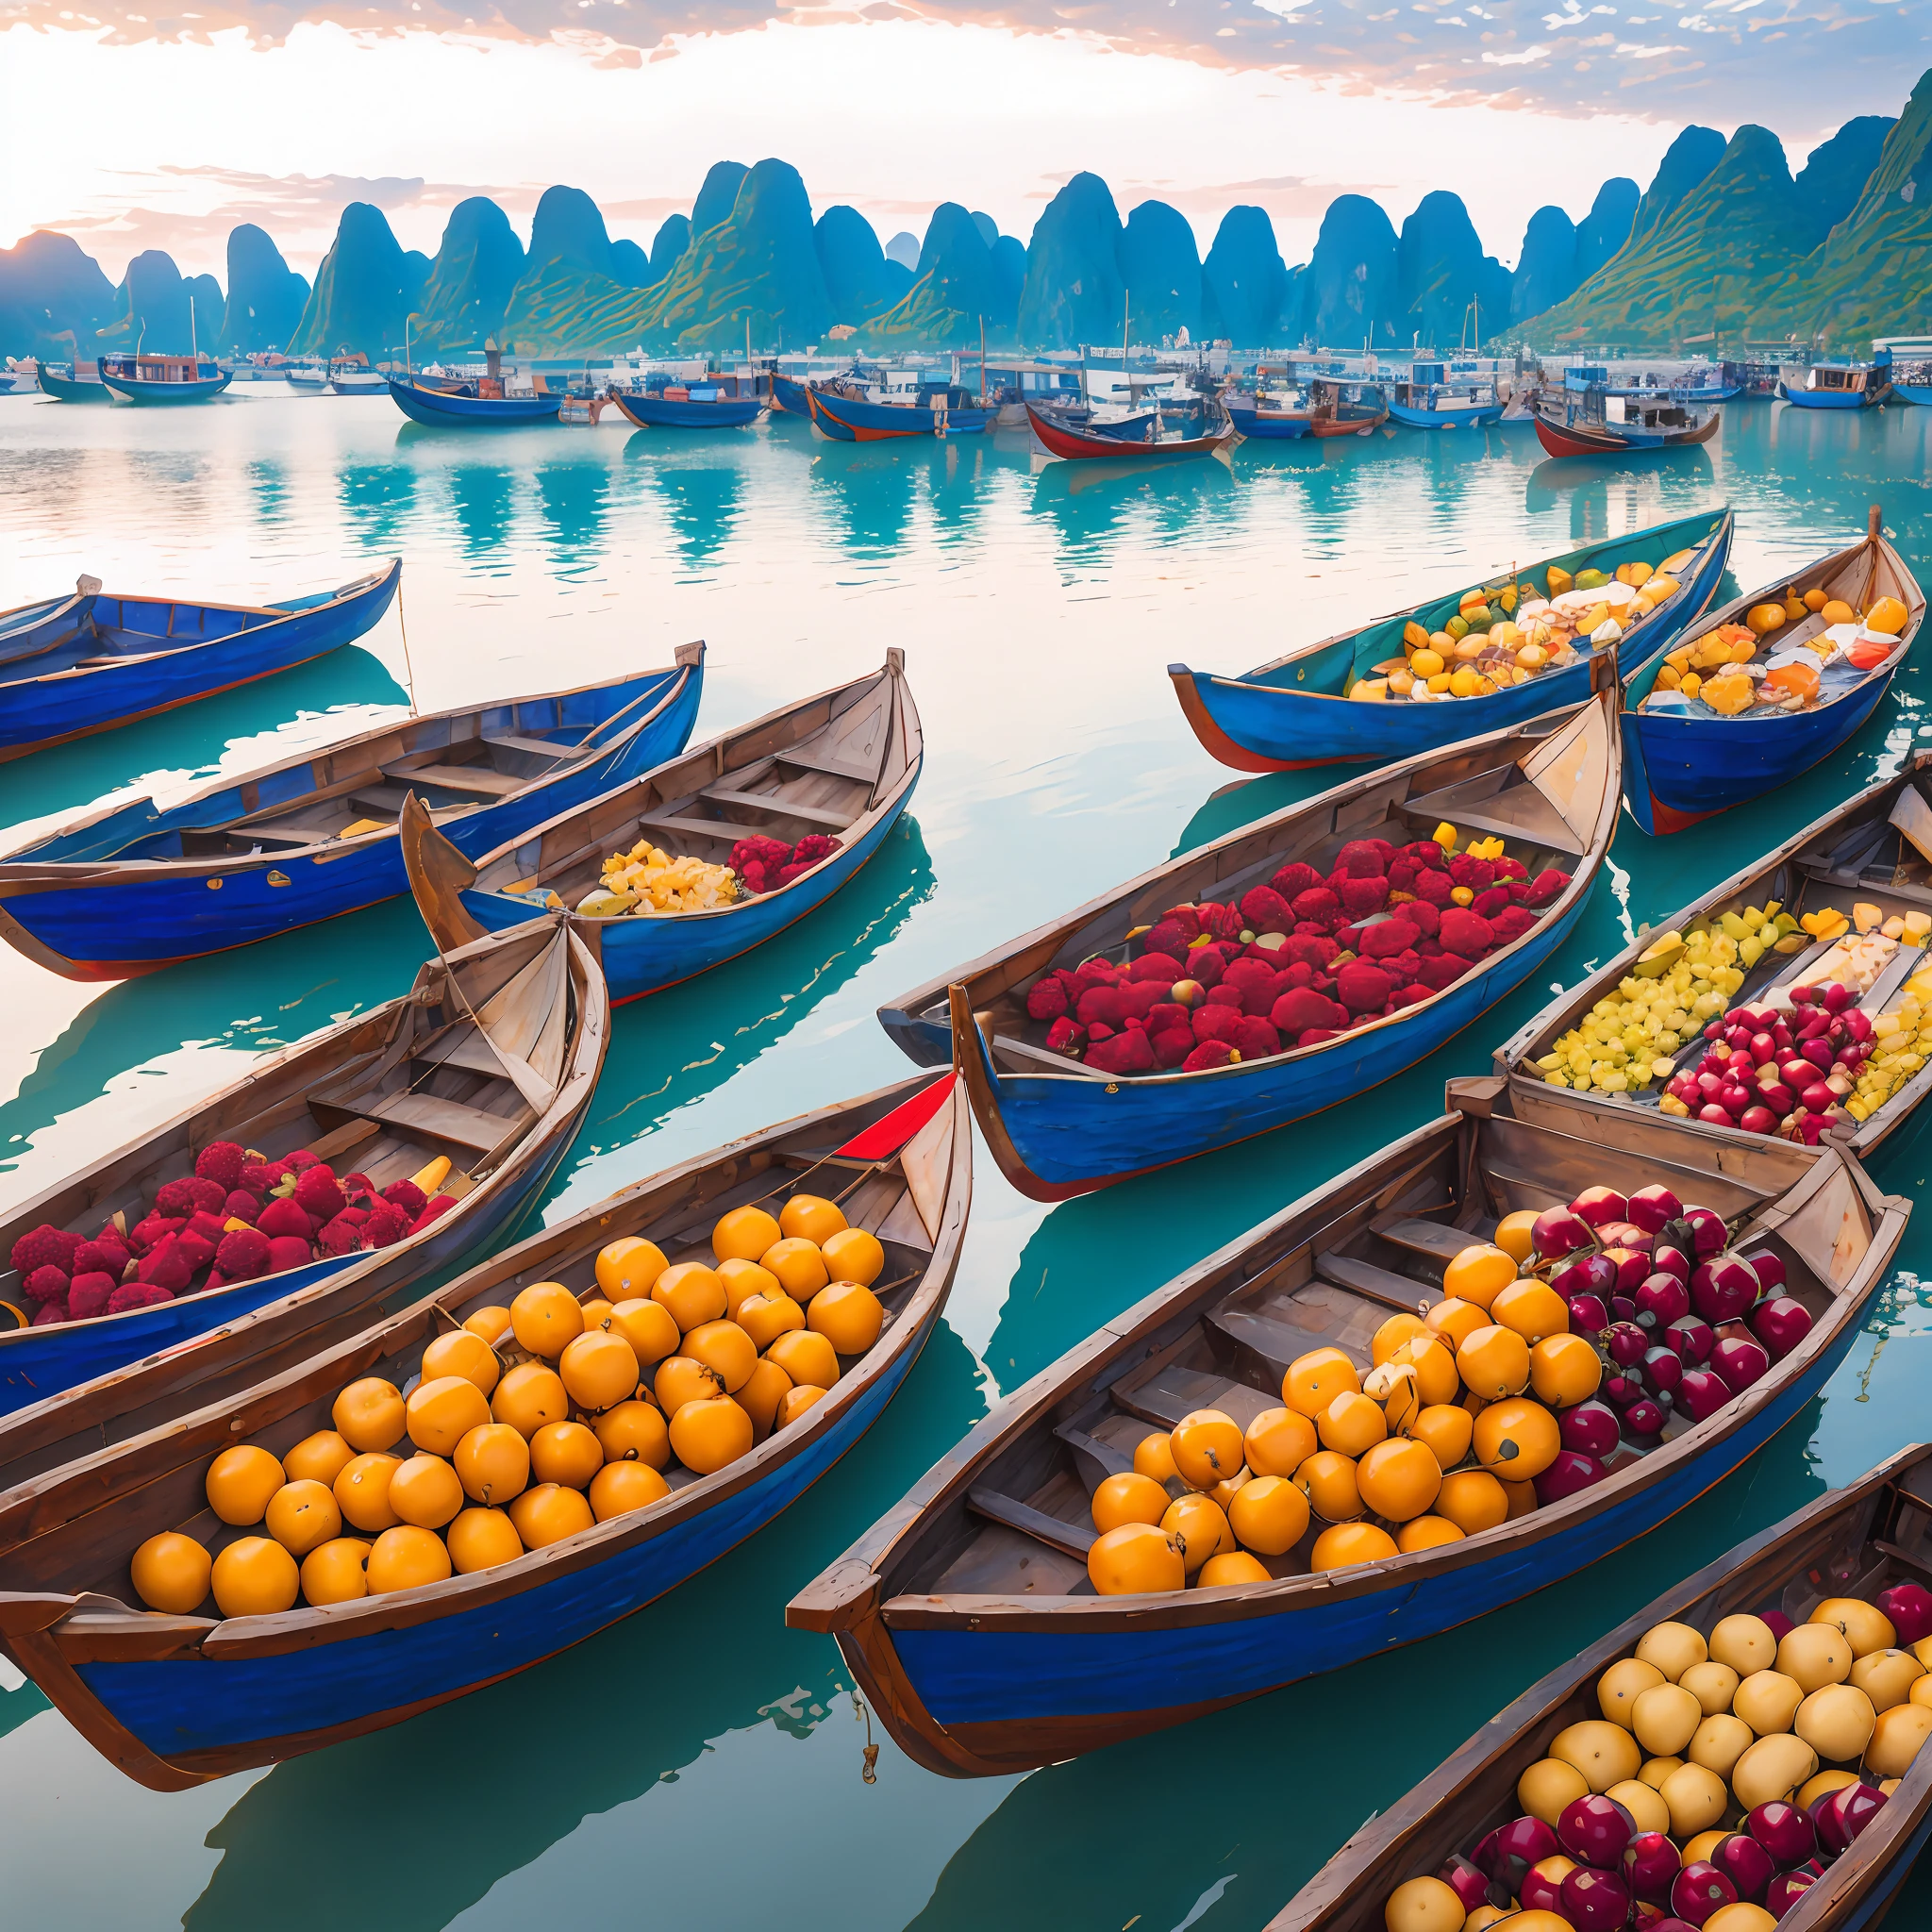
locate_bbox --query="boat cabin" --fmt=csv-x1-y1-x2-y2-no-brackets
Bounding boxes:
99,354,220,385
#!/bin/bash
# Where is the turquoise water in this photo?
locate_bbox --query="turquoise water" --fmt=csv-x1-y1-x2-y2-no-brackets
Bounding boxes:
1,391,1931,1928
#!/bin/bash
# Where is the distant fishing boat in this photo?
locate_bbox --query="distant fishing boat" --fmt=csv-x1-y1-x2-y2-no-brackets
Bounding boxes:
1874,337,1932,405
35,362,109,404
770,373,814,417
1533,366,1721,457
1723,357,1785,398
387,369,560,427
1778,348,1891,409
1307,375,1389,438
285,362,330,392
1221,368,1313,440
326,354,387,396
808,369,991,441
610,373,764,429
1387,359,1502,430
98,352,231,407
1025,400,1238,463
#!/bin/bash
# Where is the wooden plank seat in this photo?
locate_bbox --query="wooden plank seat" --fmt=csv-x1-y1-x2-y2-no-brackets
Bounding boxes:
416,1031,512,1078
694,787,857,829
1315,1250,1441,1310
1112,1359,1276,1430
355,1089,526,1154
389,764,524,798
481,732,572,759
236,820,362,848
636,812,741,846
967,1486,1096,1560
1370,1214,1483,1265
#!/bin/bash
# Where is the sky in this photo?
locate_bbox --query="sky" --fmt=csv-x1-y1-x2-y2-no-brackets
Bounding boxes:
2,1,1925,284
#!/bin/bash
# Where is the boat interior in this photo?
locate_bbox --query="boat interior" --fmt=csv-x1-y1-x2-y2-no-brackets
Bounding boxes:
0,588,327,682
875,1090,1867,1607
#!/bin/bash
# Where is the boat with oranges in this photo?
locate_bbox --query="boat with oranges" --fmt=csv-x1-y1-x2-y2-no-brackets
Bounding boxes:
0,1069,969,1787
877,681,1621,1200
787,1074,1906,1777
1263,1442,1932,1932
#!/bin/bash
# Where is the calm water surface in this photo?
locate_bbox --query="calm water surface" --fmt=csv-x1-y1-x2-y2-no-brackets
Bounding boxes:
1,392,1930,1930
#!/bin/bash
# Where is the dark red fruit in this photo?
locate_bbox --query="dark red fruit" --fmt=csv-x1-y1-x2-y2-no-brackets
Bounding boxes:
1750,1296,1813,1362
1670,1861,1737,1924
1667,1315,1714,1364
1622,1397,1667,1438
1534,1207,1594,1258
1561,1401,1621,1458
1562,1864,1632,1929
1627,1184,1683,1232
1623,1829,1681,1903
1711,1832,1775,1902
1538,1450,1610,1504
1636,1274,1691,1327
1747,1801,1815,1868
1676,1369,1731,1424
1710,1335,1771,1394
1876,1583,1932,1646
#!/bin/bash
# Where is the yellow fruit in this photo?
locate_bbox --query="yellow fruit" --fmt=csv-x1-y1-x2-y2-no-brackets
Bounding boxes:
282,1429,356,1489
808,1280,885,1356
737,1357,792,1440
1410,648,1445,678
1409,1404,1474,1471
652,1260,729,1332
1679,1659,1741,1716
1227,1474,1310,1555
1598,1657,1666,1727
1779,1622,1854,1692
130,1531,212,1613
407,1374,491,1457
764,1328,840,1391
1502,1477,1538,1520
1745,603,1786,636
1474,1397,1560,1482
595,1235,669,1300
1294,1449,1361,1523
1091,1472,1173,1532
558,1328,642,1412
654,1354,724,1414
263,1478,342,1557
1518,1757,1590,1825
1172,1409,1246,1488
1633,1681,1703,1756
1636,1621,1707,1681
1812,1596,1896,1657
454,1422,530,1505
510,1282,584,1358
1356,1437,1441,1522
420,1327,501,1398
589,1459,670,1521
205,1444,287,1526
300,1536,372,1606
1734,1669,1804,1736
1710,1613,1779,1675
1282,1346,1359,1419
1796,1683,1876,1761
211,1536,300,1619
334,1452,404,1533
508,1481,595,1549
1607,1778,1671,1838
492,1360,570,1441
529,1420,604,1490
1867,595,1908,636
1133,1433,1180,1483
1372,1312,1428,1364
463,1306,512,1346
1661,1761,1729,1837
1799,1769,1859,1811
1492,1209,1540,1263
1850,1647,1924,1712
1241,1407,1314,1478
820,1226,884,1288
1088,1521,1185,1594
1319,1390,1388,1457
1819,597,1857,625
1457,1324,1532,1399
728,1291,799,1357
1442,1243,1518,1310
579,1299,612,1331
717,1257,782,1319
1309,1522,1397,1572
1531,1334,1603,1407
710,1207,781,1265
1868,1701,1932,1777
1552,1720,1641,1792
1690,1712,1754,1780
592,1399,670,1469
1435,1469,1508,1536
1490,1279,1569,1344
1384,1878,1466,1931
1364,1362,1421,1436
1397,1516,1464,1553
367,1524,452,1594
332,1377,405,1454
1731,1733,1820,1809
1423,1298,1489,1354
776,1385,826,1428
669,1395,753,1474
387,1454,464,1529
759,1240,829,1303
445,1507,524,1574
608,1296,680,1369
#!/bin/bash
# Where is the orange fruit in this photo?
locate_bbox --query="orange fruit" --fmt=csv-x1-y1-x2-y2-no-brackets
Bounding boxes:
1436,1469,1509,1535
709,1207,781,1265
1531,1333,1604,1407
775,1385,825,1428
454,1422,529,1505
1283,1347,1360,1419
1319,1391,1388,1457
1442,1243,1519,1311
668,1395,753,1474
211,1535,300,1618
1392,1336,1459,1407
530,1421,604,1490
1091,1472,1171,1533
717,1257,781,1319
446,1507,524,1574
334,1452,404,1533
591,1400,670,1469
1087,1521,1185,1595
655,1355,726,1413
1134,1433,1180,1483
387,1454,464,1528
737,1357,792,1440
1409,1404,1474,1470
759,1239,829,1302
821,1226,884,1288
1398,1516,1466,1554
1356,1438,1441,1523
463,1306,512,1346
1309,1523,1398,1573
282,1429,357,1489
594,1235,668,1300
1160,1492,1234,1575
608,1297,680,1369
264,1479,342,1557
420,1327,501,1397
1197,1551,1272,1588
1294,1449,1361,1523
1457,1324,1533,1400
1502,1476,1538,1520
737,1291,804,1351
684,1319,758,1394
1491,1279,1570,1345
300,1536,372,1606
508,1482,595,1549
764,1328,839,1391
332,1377,405,1454
491,1360,569,1440
1494,1210,1541,1264
1372,1312,1428,1365
590,1460,670,1522
509,1282,583,1358
580,1299,613,1331
1243,1407,1317,1479
558,1328,642,1412
406,1374,491,1457
1171,1409,1245,1490
131,1531,212,1613
652,1261,727,1332
366,1524,452,1594
205,1445,286,1526
1424,1298,1490,1353
1474,1397,1562,1482
808,1280,884,1357
778,1194,847,1244
1227,1474,1310,1556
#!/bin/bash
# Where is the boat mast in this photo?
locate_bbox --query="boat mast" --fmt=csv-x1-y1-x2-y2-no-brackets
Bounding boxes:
979,314,987,406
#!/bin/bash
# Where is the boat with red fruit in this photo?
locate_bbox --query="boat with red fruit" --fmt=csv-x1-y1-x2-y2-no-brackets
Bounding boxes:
787,1077,1907,1777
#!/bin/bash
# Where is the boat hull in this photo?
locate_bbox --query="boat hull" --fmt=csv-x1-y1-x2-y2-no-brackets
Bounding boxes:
1025,401,1233,461
34,369,108,404
1387,401,1502,429
99,373,233,406
1307,409,1388,438
1777,383,1890,409
386,379,560,425
1221,405,1310,440
1532,408,1720,457
770,374,813,417
1891,382,1932,407
810,390,991,441
612,391,762,428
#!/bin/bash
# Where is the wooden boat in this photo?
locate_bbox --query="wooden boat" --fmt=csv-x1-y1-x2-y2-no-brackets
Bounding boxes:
407,653,922,1006
1621,508,1924,835
877,685,1620,1200
788,1074,1907,1775
1535,368,1722,457
0,558,401,763
1499,746,1932,1160
98,352,232,406
610,386,763,429
770,373,814,417
0,914,605,1441
809,378,991,442
1387,361,1502,430
285,363,330,392
1780,350,1892,410
386,375,560,426
326,356,387,396
1307,377,1389,437
1171,508,1731,773
1874,338,1932,406
1265,1442,1932,1931
1025,401,1239,462
34,363,109,404
0,646,704,979
0,1069,969,1788
1220,368,1314,440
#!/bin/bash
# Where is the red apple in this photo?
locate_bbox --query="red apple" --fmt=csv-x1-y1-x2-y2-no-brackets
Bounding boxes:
1562,1864,1633,1930
1623,1830,1681,1902
1667,1314,1714,1363
1711,1833,1774,1902
1747,1801,1815,1867
1745,1250,1787,1292
1561,1401,1621,1457
1533,1207,1594,1258
1568,1292,1611,1333
1538,1450,1610,1504
1876,1583,1932,1646
1676,1368,1730,1423
1627,1183,1683,1232
1670,1861,1737,1924
1570,1186,1629,1227
1622,1396,1667,1437
1711,1335,1771,1394
1748,1296,1812,1361
1636,1273,1691,1327
1692,1255,1759,1323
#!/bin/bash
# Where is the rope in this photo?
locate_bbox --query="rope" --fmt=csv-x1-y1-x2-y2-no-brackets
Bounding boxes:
396,575,419,715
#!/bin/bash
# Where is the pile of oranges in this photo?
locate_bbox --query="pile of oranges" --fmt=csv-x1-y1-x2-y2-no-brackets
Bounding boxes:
1086,1219,1602,1594
127,1191,890,1619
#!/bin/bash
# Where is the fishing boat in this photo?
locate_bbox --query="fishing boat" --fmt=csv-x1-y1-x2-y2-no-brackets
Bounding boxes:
770,372,814,417
1220,381,1313,440
0,558,403,763
1779,349,1892,410
284,362,330,392
406,653,922,1006
1170,508,1732,772
1874,337,1932,406
0,1068,969,1788
326,356,388,396
877,685,1619,1200
609,375,764,429
788,1074,1907,1775
808,371,991,441
1534,368,1722,457
1387,360,1503,430
34,362,109,404
98,352,232,406
1621,508,1923,835
1499,745,1932,1163
1264,1443,1932,1931
0,645,704,979
1307,376,1389,438
0,914,605,1442
1024,401,1239,463
387,375,560,426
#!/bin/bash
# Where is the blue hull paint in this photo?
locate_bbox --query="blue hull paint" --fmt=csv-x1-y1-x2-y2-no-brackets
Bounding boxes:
34,370,109,403
810,391,991,441
78,1300,926,1757
461,772,916,1003
617,393,761,428
893,1310,1856,1728
771,375,813,417
1173,509,1731,770
0,667,701,973
1892,383,1932,407
1221,405,1310,440
0,563,400,758
99,372,233,406
387,379,560,426
1777,384,1886,409
1386,401,1503,429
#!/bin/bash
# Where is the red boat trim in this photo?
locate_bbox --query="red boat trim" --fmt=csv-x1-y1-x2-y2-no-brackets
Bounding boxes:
1166,668,1351,774
808,390,930,441
1641,790,1717,836
1024,401,1234,461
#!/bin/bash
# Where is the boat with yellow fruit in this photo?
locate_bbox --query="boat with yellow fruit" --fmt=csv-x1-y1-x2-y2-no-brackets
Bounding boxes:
879,684,1620,1199
402,653,922,1005
1499,750,1932,1160
0,1070,968,1788
1622,508,1924,835
1170,508,1731,772
1264,1441,1932,1932
788,1074,1907,1776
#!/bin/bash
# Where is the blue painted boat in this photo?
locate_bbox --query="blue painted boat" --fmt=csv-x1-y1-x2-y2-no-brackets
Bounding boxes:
1621,508,1923,834
610,387,763,429
878,688,1620,1199
1262,1442,1932,1932
1221,392,1312,439
809,378,991,441
386,375,560,426
98,352,232,406
1171,508,1731,772
1779,349,1891,409
0,644,704,980
0,558,401,762
0,1069,970,1787
771,373,814,417
788,1081,1907,1774
1535,368,1723,456
1386,360,1503,429
34,363,109,403
408,654,923,1006
0,915,606,1449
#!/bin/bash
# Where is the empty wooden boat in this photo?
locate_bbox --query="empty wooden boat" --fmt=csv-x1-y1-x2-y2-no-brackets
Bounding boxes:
387,375,560,425
1622,508,1924,834
1024,401,1238,462
878,685,1619,1200
1265,1441,1932,1931
406,653,922,1005
0,559,400,762
1170,508,1731,772
0,646,704,979
1499,748,1932,1161
0,1070,968,1788
0,915,606,1448
788,1076,1907,1776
